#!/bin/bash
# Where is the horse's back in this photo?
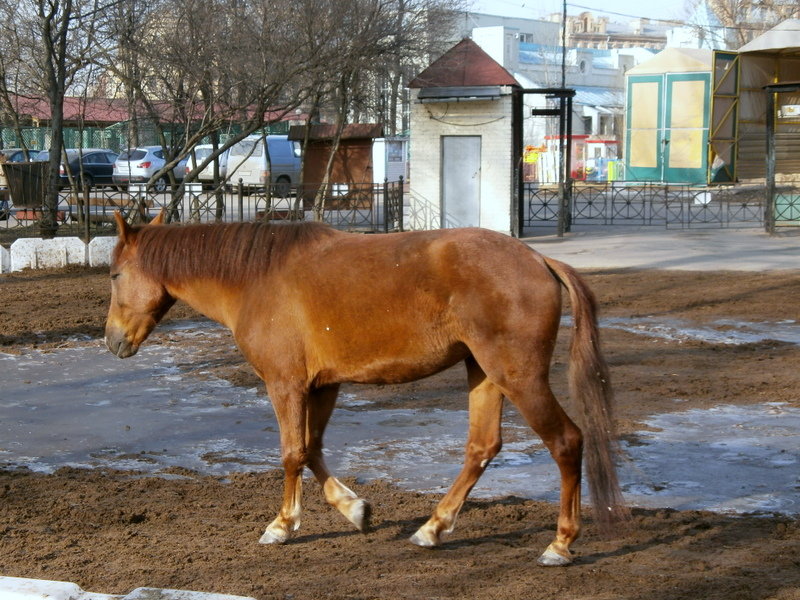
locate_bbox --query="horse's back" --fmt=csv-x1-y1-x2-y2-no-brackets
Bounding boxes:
286,227,559,319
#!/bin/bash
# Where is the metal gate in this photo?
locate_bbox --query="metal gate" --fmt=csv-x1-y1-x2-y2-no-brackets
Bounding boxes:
709,51,739,184
512,88,575,237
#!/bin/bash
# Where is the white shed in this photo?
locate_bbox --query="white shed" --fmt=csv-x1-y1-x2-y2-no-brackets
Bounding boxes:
407,38,520,233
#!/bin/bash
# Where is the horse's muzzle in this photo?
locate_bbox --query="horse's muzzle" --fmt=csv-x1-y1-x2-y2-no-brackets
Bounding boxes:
105,331,139,358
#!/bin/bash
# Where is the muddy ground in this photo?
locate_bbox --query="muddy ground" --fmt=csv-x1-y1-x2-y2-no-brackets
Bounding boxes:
0,266,798,600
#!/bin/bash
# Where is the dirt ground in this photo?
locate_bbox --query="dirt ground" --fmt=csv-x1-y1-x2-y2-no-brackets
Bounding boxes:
1,266,799,600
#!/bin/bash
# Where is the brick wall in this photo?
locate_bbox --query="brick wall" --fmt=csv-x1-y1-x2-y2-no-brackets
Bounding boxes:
408,88,515,234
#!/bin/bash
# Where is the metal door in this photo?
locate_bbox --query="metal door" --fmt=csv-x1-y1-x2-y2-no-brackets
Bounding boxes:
441,136,481,228
625,75,664,181
663,73,710,183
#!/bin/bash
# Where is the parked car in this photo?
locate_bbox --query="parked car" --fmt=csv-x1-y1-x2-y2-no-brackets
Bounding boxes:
113,146,188,193
0,164,8,220
0,148,40,162
37,148,119,189
185,144,227,186
225,134,301,196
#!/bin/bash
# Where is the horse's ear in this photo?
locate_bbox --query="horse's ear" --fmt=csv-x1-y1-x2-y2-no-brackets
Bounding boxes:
114,211,132,244
150,208,167,226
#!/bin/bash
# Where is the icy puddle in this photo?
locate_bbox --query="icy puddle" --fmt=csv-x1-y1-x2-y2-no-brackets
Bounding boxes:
1,319,798,515
600,316,800,346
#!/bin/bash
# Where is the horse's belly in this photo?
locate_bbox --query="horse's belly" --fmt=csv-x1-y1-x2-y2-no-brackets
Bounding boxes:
314,341,469,386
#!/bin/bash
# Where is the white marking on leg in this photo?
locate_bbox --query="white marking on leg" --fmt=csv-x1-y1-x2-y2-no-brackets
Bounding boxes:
537,545,573,567
259,518,290,545
409,521,441,548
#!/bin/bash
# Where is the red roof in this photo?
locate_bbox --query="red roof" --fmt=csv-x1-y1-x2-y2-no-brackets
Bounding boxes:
10,95,130,123
287,123,383,141
5,94,302,126
408,38,519,89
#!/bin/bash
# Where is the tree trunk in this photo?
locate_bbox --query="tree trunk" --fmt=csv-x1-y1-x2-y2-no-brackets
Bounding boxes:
313,81,349,221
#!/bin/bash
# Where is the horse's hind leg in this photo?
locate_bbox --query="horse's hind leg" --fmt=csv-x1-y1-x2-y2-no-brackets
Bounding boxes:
306,384,371,532
506,373,583,566
410,357,503,547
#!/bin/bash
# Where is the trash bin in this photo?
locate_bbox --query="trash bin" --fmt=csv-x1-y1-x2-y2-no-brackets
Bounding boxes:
2,161,50,208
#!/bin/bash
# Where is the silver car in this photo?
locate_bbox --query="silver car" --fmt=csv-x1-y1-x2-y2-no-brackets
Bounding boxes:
113,146,187,192
185,144,228,185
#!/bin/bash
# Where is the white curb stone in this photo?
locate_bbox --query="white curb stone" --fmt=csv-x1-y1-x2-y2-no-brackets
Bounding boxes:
89,236,117,267
0,577,257,600
9,238,40,271
9,237,87,271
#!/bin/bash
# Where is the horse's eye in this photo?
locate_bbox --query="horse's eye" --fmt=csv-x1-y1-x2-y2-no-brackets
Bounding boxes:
110,273,121,281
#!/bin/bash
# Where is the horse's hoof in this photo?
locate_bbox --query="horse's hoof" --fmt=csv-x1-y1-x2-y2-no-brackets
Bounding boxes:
348,499,372,533
537,547,573,567
259,528,289,545
409,528,439,548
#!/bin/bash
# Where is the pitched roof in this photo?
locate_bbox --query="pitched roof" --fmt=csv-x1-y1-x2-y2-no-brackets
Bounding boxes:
287,123,383,141
408,38,519,89
739,19,800,54
626,47,712,75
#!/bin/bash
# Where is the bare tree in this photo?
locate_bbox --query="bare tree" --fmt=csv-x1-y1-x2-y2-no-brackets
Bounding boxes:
28,0,109,236
0,13,40,157
707,0,800,47
0,0,469,230
303,0,465,218
95,0,335,203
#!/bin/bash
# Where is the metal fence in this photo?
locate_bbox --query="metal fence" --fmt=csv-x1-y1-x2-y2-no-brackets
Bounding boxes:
0,179,405,244
522,181,768,233
773,184,800,228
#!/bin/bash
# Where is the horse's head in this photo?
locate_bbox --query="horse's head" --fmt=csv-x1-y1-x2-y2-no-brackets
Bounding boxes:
105,211,175,358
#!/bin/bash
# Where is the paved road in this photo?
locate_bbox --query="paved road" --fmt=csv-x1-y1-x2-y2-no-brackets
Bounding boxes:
524,225,800,271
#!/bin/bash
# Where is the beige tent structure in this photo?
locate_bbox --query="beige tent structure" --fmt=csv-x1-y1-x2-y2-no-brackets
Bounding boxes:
625,48,713,184
710,19,800,183
625,21,800,185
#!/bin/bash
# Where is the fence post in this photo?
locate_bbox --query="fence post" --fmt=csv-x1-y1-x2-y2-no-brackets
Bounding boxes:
765,89,776,234
383,178,389,234
237,179,244,222
398,176,404,232
82,181,90,242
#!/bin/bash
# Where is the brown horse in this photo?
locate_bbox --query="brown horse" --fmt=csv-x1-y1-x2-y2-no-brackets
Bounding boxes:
105,211,627,566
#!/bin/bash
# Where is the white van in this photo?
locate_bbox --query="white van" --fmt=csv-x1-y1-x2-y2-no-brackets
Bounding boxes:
186,144,228,185
225,134,301,195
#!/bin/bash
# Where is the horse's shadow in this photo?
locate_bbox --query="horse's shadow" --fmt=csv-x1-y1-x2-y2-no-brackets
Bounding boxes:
285,497,563,549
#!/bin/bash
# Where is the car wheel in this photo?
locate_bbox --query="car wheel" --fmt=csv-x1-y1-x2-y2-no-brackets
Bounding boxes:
80,174,94,190
275,176,291,198
154,176,167,193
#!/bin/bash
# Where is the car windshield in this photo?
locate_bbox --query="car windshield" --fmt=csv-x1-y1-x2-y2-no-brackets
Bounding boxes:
230,140,261,157
118,149,147,161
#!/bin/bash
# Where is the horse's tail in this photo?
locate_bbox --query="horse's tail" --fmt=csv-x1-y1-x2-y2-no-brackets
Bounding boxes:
543,256,629,532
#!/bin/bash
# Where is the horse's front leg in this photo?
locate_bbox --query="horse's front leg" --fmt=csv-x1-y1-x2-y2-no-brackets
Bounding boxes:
259,382,308,544
306,384,371,532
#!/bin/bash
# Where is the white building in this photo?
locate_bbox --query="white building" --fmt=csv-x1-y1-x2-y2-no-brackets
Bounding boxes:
407,39,519,233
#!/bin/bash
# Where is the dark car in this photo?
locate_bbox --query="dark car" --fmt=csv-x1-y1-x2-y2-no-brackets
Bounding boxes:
0,147,40,162
38,148,119,189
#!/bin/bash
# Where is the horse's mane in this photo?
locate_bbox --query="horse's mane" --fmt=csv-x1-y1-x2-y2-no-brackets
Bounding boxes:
127,220,336,284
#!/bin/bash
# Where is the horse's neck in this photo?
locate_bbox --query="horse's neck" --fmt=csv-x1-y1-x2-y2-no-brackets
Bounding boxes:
165,277,245,330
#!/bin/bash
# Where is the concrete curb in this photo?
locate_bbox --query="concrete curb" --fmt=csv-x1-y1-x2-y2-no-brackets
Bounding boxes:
2,236,116,272
0,576,257,600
